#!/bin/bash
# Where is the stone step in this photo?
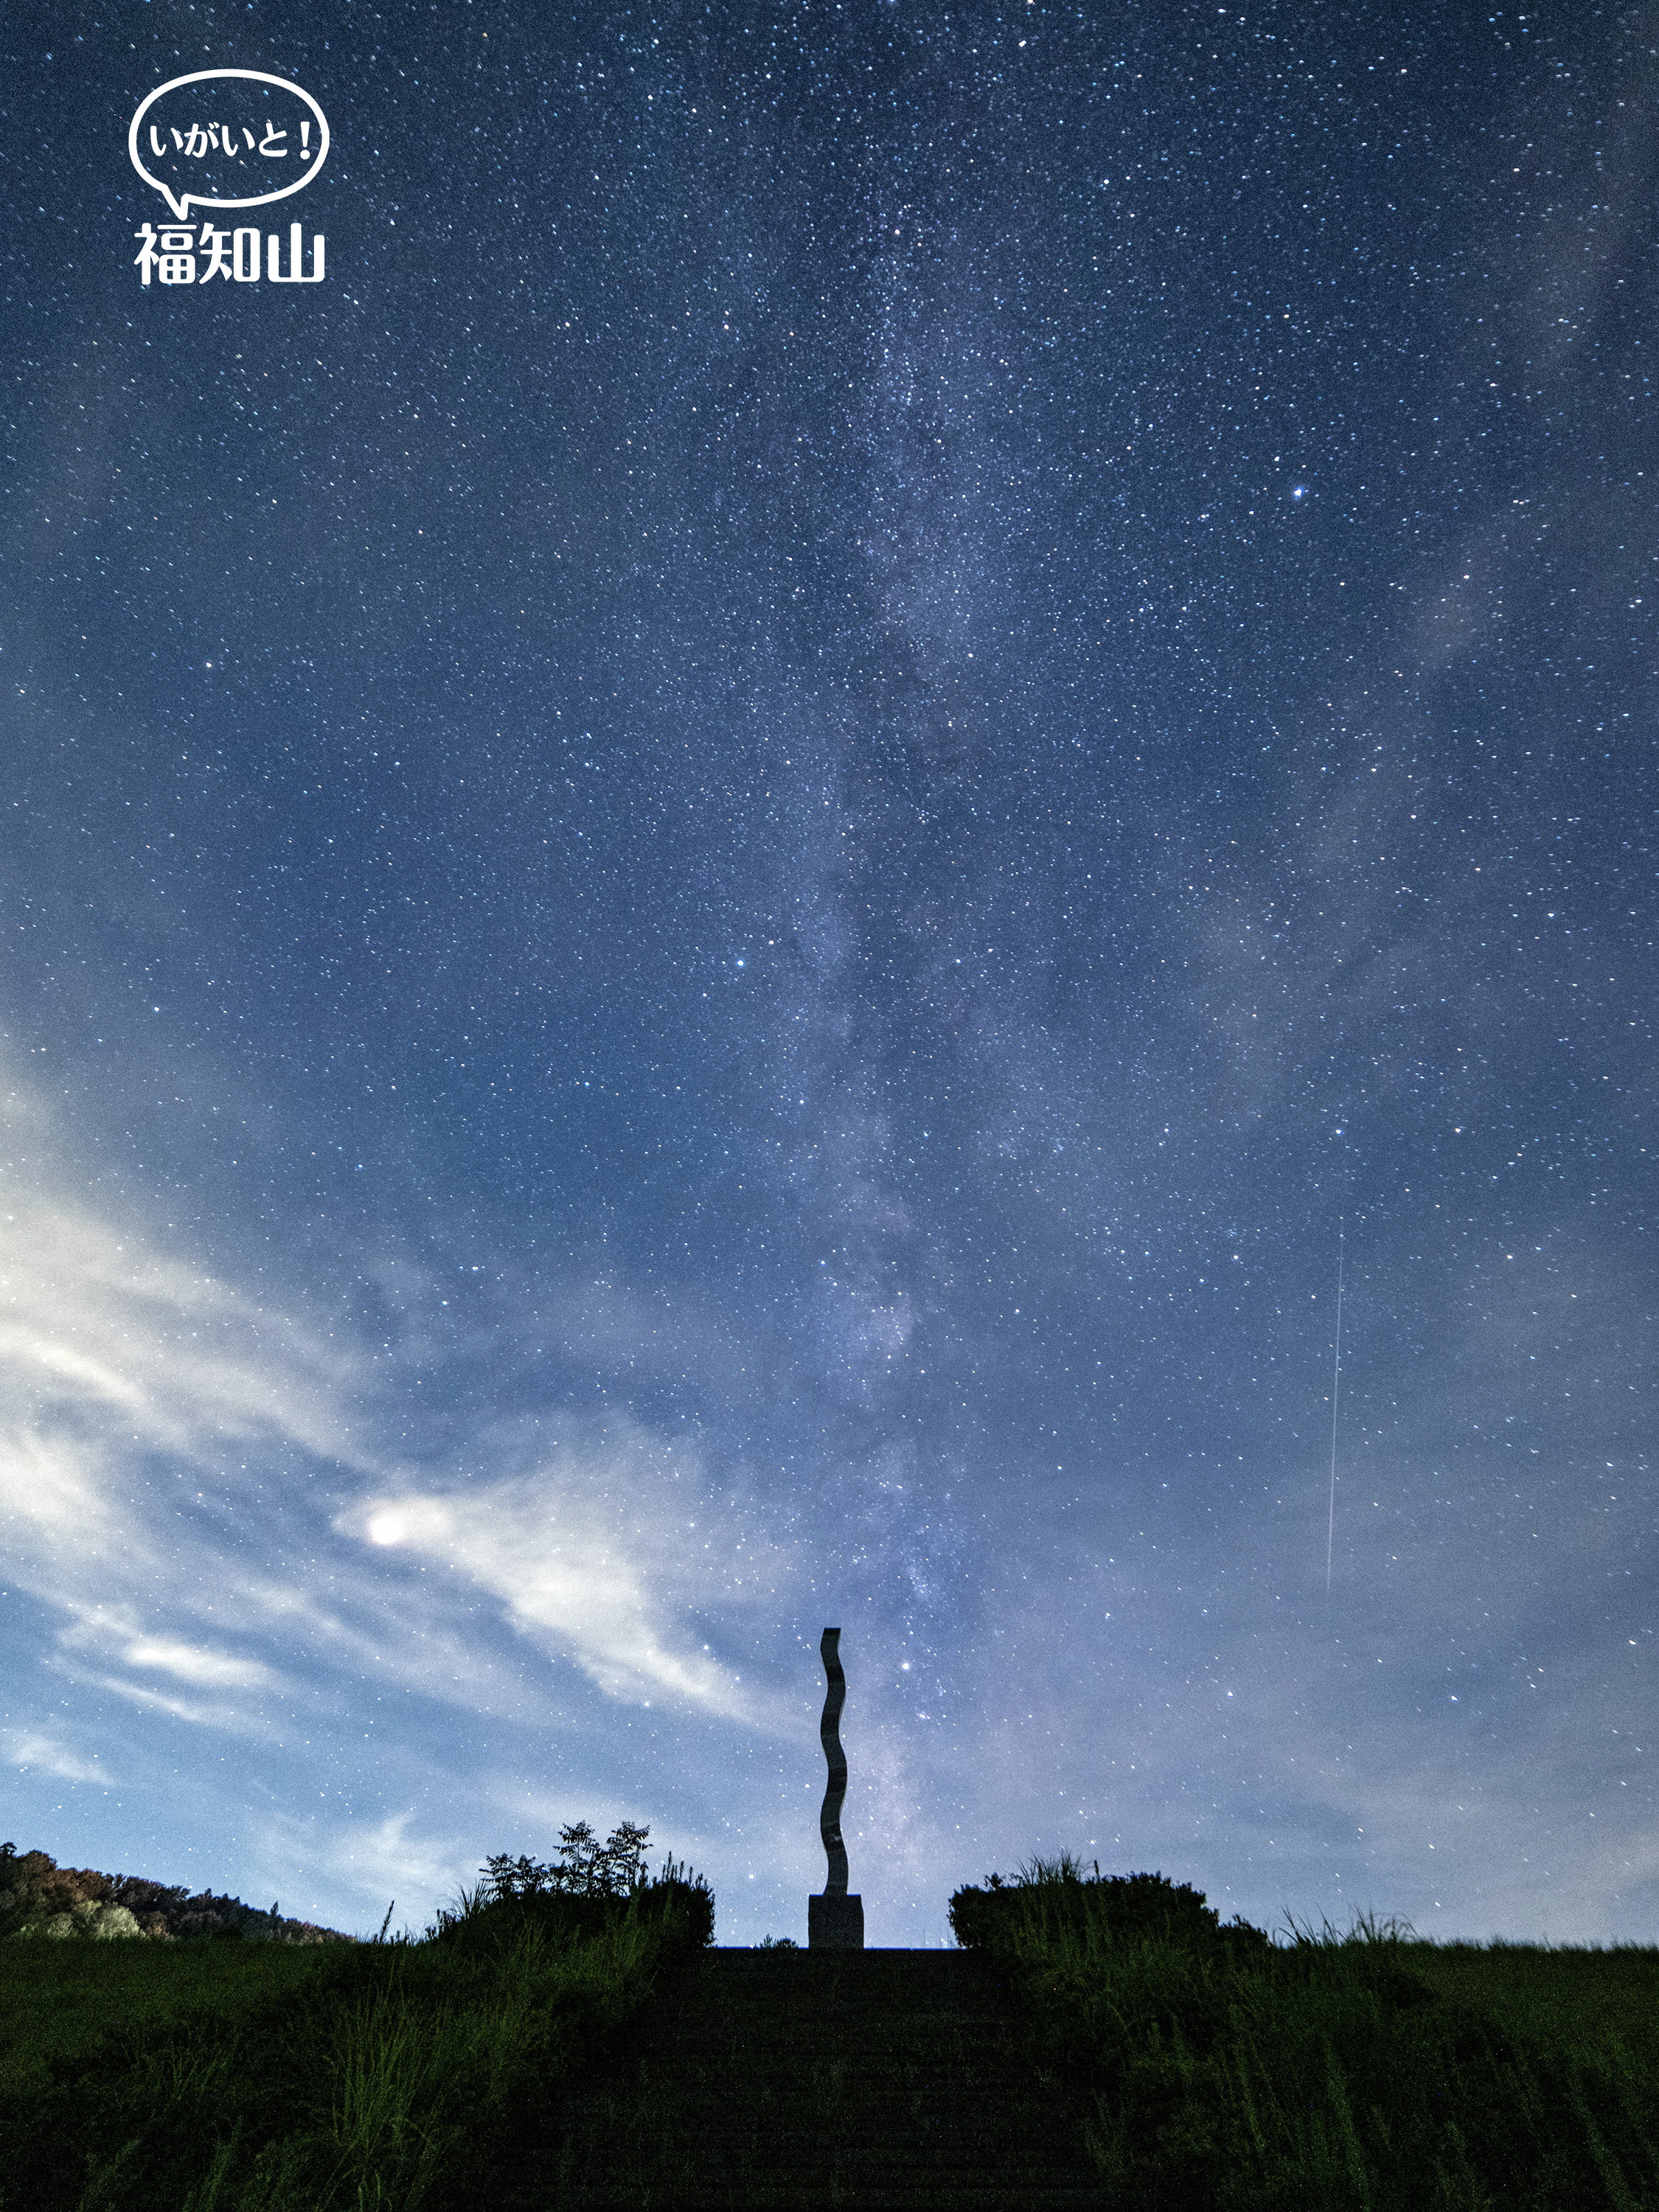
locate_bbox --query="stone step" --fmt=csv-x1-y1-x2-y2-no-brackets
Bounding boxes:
509,1947,1105,2210
561,2185,1103,2210
560,2190,1102,2204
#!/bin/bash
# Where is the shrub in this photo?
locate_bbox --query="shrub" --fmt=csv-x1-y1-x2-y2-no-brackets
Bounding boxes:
439,1826,715,1954
949,1855,1268,1961
430,1874,714,1955
33,1902,144,1941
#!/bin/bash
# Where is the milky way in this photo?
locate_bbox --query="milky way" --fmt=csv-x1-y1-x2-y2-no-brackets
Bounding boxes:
1,1,1654,1943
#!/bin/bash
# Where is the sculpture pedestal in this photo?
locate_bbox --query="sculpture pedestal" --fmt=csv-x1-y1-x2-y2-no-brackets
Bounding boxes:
808,1892,864,1950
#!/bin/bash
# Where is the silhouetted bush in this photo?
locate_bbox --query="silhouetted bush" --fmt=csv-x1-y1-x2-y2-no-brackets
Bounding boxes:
430,1874,715,1956
480,1818,653,1900
429,1825,715,1955
949,1853,1269,1961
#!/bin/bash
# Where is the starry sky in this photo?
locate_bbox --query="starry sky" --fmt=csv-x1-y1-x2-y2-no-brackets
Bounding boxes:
1,1,1655,1947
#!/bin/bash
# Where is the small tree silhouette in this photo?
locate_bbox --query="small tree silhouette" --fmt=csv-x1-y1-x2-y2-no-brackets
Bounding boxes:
480,1819,653,1903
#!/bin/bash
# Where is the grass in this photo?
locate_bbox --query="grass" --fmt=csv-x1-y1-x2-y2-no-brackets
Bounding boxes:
1404,1940,1659,2071
0,1881,710,2212
949,1861,1659,2211
0,1938,358,2112
10,1848,1657,2208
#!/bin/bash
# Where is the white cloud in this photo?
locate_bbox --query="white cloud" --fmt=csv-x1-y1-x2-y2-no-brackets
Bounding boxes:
83,1673,251,1729
32,1606,290,1728
0,1071,797,1753
344,1430,790,1721
0,1172,369,1640
268,1808,463,1926
0,1094,377,1732
4,1728,111,1784
0,1425,123,1557
0,1193,361,1470
120,1635,281,1691
0,1174,369,1723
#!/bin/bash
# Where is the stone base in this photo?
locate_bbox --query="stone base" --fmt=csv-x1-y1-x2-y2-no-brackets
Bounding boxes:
808,1892,864,1950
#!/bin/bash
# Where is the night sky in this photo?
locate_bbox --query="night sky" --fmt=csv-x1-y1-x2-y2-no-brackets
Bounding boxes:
2,1,1655,1947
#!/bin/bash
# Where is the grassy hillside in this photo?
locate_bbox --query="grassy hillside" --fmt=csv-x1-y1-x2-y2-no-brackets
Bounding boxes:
1405,1939,1659,2070
6,1838,1656,2209
949,1858,1659,2211
0,1831,713,2212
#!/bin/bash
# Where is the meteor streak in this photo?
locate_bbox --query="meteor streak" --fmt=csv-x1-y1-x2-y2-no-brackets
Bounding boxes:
1326,1225,1344,1593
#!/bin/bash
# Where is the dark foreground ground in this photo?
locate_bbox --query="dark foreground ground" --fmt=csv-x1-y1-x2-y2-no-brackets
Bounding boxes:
523,1947,1106,2212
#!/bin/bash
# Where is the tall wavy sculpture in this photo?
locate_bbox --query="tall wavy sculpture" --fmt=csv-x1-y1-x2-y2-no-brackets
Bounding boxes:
818,1626,850,1893
808,1627,863,1947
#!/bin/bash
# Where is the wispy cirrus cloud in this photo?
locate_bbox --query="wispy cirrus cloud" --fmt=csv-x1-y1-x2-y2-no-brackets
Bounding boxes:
0,1167,366,1721
0,1188,362,1474
0,1068,793,1747
5,1726,113,1786
344,1433,790,1721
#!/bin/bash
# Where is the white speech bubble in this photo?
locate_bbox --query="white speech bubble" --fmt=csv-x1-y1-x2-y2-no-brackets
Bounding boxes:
129,69,329,222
